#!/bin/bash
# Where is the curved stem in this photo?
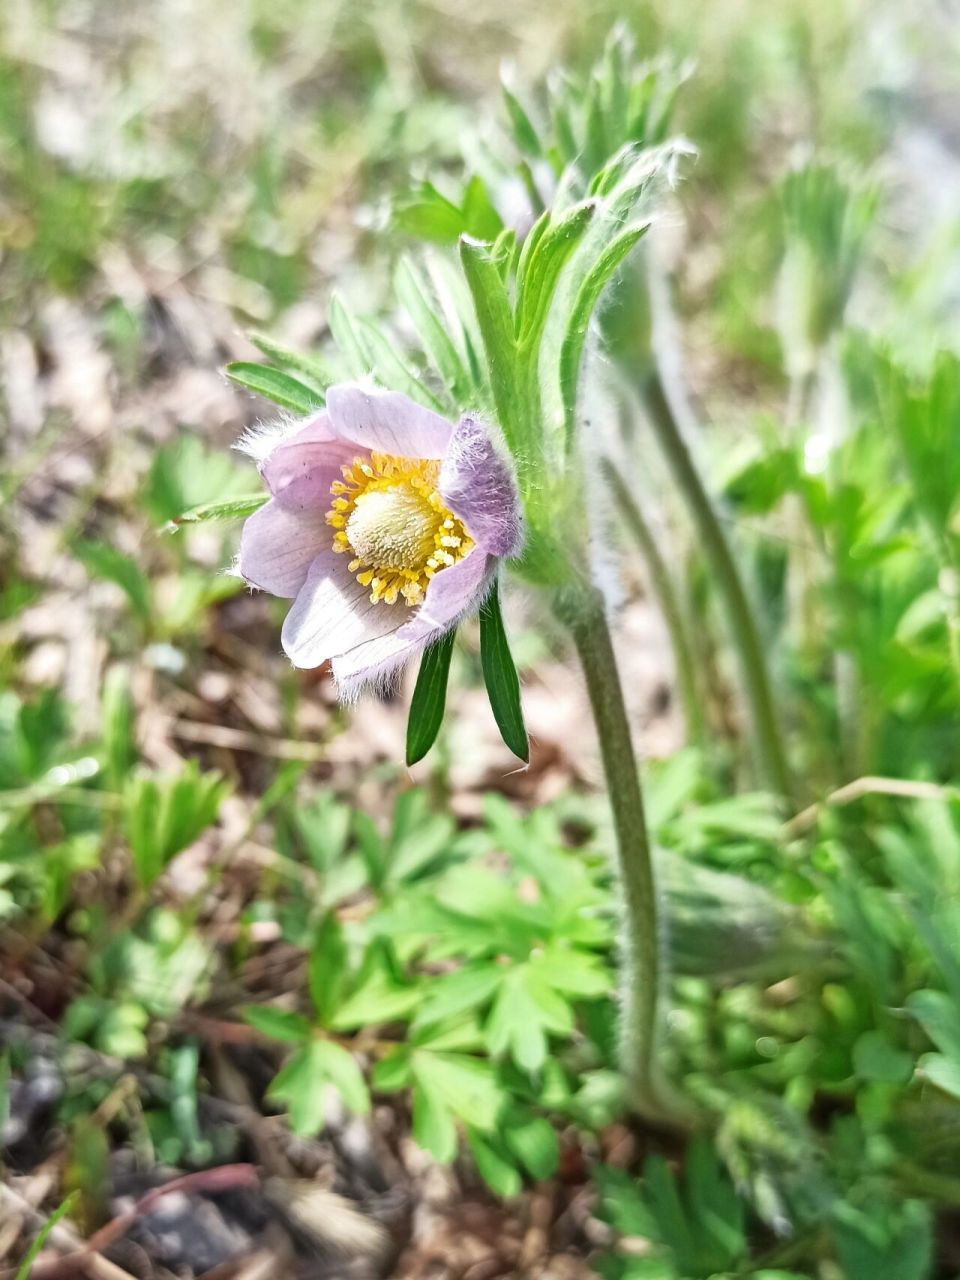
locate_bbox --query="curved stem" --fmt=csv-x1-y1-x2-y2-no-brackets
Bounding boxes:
601,457,707,749
643,368,794,803
557,583,693,1128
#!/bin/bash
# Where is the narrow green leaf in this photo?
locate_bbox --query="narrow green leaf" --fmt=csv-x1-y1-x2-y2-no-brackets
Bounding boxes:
584,77,608,174
428,254,489,404
503,1110,559,1180
353,810,388,890
602,31,629,142
550,87,579,165
514,210,551,296
16,1194,80,1280
356,319,448,412
267,1043,328,1136
332,975,421,1030
415,964,503,1027
479,584,528,762
501,82,542,157
314,1039,370,1115
559,222,649,443
412,1081,457,1161
248,332,332,391
461,175,505,241
515,200,596,346
395,181,467,244
243,1005,312,1044
166,492,268,530
491,228,519,282
308,914,347,1027
459,236,519,451
225,362,324,414
326,292,372,380
395,257,472,402
406,628,457,766
372,1047,412,1093
100,666,134,787
517,159,547,214
468,1128,522,1198
74,540,152,625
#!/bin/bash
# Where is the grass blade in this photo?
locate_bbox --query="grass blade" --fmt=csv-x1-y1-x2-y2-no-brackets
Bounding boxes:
16,1194,79,1280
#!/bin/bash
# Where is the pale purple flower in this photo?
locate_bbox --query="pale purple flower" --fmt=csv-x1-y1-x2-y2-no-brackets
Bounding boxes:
237,383,521,696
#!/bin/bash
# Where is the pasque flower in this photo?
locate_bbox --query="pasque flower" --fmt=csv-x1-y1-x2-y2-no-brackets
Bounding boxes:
238,383,521,695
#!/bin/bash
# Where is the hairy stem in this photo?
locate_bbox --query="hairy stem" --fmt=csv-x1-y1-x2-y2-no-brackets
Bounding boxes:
643,367,794,802
557,583,692,1127
601,457,707,749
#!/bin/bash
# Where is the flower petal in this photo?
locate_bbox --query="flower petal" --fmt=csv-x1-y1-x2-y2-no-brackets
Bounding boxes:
255,412,360,512
236,408,336,464
239,499,330,598
281,551,404,670
326,383,453,459
439,416,522,556
332,549,492,697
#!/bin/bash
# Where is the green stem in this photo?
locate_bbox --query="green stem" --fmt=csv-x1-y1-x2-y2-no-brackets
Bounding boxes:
601,457,707,749
643,368,794,803
557,583,693,1128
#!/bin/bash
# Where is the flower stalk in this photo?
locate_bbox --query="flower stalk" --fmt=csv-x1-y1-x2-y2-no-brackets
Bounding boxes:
642,365,794,803
557,582,692,1127
601,457,707,749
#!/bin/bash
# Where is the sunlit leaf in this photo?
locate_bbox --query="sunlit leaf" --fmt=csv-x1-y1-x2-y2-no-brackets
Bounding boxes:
406,629,457,766
479,584,528,761
226,362,324,414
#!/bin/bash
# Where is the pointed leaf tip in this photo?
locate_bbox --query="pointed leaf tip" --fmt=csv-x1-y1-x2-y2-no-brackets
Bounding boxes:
406,628,458,766
225,362,324,415
479,583,528,762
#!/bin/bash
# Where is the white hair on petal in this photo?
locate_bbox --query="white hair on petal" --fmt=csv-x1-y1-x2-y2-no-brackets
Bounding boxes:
440,414,524,559
332,559,498,704
233,411,302,464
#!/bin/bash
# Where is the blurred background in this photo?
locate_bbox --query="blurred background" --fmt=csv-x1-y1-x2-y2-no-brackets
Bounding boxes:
4,0,960,1277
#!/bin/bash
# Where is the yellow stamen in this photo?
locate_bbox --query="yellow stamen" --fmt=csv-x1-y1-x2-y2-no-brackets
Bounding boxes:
325,451,474,606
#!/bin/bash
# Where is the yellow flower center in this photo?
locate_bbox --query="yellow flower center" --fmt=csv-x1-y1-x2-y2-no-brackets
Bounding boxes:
325,452,473,606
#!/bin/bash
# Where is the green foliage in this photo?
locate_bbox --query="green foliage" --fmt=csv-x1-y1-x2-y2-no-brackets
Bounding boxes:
141,436,254,528
267,1037,369,1137
884,351,960,566
14,1194,80,1280
124,762,230,889
831,1197,933,1280
7,7,960,1278
778,161,877,366
597,1140,746,1277
226,361,325,414
395,177,504,245
73,539,152,626
479,583,528,762
165,493,269,529
406,628,457,765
